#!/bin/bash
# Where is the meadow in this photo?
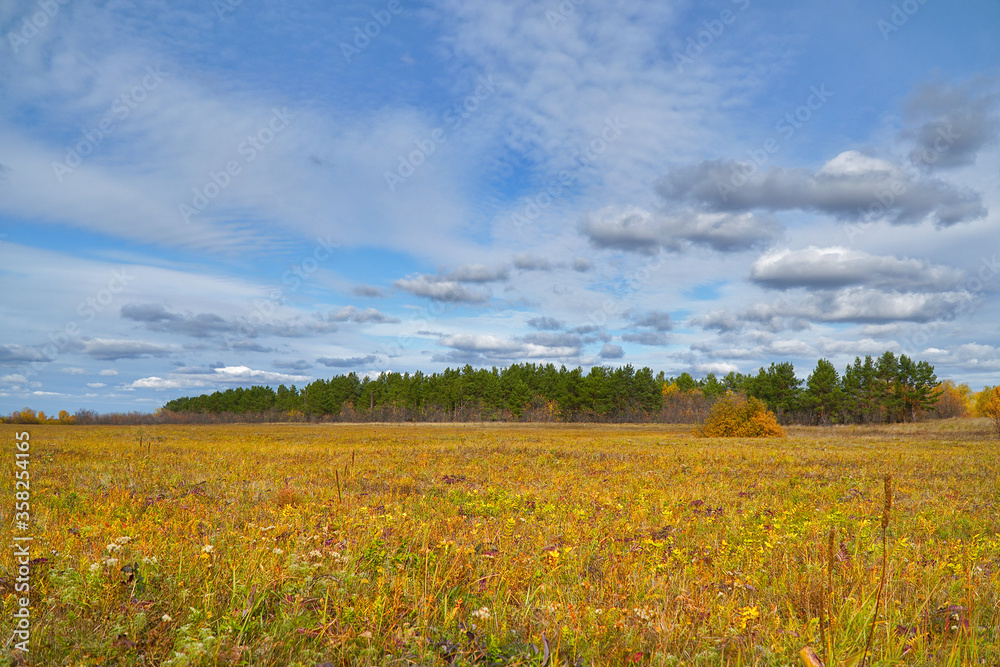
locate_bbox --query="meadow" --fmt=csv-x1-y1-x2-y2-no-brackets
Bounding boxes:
1,420,998,666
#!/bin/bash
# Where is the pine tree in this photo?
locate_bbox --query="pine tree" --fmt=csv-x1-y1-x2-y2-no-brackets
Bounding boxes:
803,358,844,424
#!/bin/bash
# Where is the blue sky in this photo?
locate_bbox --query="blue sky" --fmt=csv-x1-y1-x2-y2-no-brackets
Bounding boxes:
2,0,999,414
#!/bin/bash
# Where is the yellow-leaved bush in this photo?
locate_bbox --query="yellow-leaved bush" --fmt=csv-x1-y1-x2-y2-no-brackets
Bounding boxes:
696,392,786,437
983,385,1000,437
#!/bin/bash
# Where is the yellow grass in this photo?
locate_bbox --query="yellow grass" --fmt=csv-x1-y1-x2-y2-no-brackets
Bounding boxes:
1,420,998,665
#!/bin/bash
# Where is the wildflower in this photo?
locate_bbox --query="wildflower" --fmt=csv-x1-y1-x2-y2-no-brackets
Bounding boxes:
89,563,101,573
308,549,323,559
104,557,118,567
273,548,284,555
472,607,491,621
162,614,173,622
106,543,121,552
201,545,214,554
143,556,158,565
116,536,132,545
633,606,655,622
737,605,759,630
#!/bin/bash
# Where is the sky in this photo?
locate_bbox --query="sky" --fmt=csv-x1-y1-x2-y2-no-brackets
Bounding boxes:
1,0,999,415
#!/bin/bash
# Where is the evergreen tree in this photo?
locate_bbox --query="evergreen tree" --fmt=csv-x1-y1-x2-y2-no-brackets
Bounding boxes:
701,373,726,399
803,358,844,424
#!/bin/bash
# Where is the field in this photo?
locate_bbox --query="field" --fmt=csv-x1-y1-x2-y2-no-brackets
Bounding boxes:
2,421,998,666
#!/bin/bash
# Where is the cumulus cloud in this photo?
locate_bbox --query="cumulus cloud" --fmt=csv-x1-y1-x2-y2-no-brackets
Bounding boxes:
657,150,986,227
750,246,965,291
628,310,674,331
437,333,580,360
599,343,624,359
799,288,975,324
127,365,312,390
352,284,387,298
326,306,400,324
121,303,338,338
816,337,898,356
83,338,172,361
527,316,563,330
767,339,813,356
521,332,582,348
690,301,809,334
693,362,740,375
621,331,670,346
0,344,47,365
581,206,781,254
273,359,313,370
693,287,975,334
317,355,381,368
902,82,1000,170
918,343,1000,372
445,264,510,283
394,274,491,303
513,254,553,271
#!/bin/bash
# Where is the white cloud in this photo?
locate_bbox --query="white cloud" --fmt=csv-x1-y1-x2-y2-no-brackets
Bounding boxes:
395,274,491,303
582,206,781,254
127,365,312,390
694,362,739,375
438,333,579,359
750,246,965,291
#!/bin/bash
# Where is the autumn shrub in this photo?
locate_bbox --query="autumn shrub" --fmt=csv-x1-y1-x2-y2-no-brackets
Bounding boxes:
983,386,1000,437
696,392,786,437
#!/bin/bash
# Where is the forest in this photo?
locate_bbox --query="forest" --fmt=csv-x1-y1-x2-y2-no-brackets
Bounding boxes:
147,351,961,425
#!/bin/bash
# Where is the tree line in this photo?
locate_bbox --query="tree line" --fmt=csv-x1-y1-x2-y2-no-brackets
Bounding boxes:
151,352,951,425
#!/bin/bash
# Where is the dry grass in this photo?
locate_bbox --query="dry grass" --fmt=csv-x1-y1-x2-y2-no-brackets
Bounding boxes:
1,420,998,666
